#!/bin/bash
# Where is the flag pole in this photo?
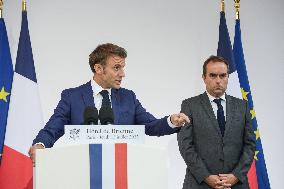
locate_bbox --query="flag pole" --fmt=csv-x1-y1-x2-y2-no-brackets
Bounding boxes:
0,0,3,18
22,0,26,12
234,0,240,20
221,0,225,12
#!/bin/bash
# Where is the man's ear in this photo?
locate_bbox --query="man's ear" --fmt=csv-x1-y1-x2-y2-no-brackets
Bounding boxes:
94,64,103,74
202,74,209,86
202,74,205,82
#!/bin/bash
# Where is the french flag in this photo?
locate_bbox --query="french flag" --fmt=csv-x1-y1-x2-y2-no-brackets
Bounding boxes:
217,11,241,99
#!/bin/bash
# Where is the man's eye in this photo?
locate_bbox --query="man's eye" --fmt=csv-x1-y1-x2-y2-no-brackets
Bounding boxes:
220,74,227,78
209,74,217,78
114,66,120,70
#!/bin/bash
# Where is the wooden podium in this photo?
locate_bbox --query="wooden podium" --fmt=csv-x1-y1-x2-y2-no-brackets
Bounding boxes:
34,125,168,189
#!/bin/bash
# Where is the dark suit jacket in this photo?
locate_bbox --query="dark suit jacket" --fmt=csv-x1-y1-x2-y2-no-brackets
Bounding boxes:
178,92,255,189
33,81,178,148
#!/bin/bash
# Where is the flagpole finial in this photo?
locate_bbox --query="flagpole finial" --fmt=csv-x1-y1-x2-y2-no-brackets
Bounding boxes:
22,0,27,11
221,0,225,12
234,0,240,19
0,0,3,18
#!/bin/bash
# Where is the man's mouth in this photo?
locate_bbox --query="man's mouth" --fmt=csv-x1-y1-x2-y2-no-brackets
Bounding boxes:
215,87,223,90
115,80,122,84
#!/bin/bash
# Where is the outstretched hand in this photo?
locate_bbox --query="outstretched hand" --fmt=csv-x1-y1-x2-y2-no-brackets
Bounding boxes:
170,113,191,127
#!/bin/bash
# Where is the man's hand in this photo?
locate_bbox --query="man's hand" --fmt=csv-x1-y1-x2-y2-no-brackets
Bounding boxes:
216,180,232,189
219,174,238,186
205,175,232,189
170,113,190,127
28,144,44,166
205,175,222,188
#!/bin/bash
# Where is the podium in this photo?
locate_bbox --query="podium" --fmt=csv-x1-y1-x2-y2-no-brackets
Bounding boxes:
34,125,168,189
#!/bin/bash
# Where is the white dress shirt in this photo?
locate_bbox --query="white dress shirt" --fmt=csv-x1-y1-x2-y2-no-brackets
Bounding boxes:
206,91,226,120
91,79,112,110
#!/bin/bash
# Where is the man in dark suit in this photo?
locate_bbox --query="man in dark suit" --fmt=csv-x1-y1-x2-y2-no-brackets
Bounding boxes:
29,43,189,162
178,56,255,189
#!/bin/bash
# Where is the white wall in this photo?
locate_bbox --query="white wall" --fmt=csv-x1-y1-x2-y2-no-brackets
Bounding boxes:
4,0,284,188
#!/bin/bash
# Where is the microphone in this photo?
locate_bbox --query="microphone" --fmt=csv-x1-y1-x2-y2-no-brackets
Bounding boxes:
83,106,98,125
99,106,114,125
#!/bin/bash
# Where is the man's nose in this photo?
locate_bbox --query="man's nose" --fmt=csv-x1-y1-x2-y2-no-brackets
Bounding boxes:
215,76,221,83
119,69,125,77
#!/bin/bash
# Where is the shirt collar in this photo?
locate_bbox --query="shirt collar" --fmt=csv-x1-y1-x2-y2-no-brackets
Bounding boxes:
206,91,226,102
91,78,111,96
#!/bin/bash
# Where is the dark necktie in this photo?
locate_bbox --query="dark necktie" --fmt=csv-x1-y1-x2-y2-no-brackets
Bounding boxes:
213,98,226,137
100,90,111,107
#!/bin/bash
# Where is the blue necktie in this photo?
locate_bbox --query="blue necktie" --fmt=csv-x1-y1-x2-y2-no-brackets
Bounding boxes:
213,99,226,137
100,90,111,107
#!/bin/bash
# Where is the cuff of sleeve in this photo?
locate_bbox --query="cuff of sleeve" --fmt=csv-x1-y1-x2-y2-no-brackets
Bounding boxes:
232,170,244,184
196,172,211,184
167,116,177,128
35,142,46,149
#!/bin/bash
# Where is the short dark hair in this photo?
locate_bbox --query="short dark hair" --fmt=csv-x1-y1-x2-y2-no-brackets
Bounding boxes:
89,43,127,73
202,55,229,76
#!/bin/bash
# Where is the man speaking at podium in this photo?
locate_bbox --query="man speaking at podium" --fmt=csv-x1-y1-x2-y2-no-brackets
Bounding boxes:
29,43,189,163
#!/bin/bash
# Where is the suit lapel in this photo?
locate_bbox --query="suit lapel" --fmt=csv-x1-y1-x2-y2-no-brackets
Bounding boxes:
81,81,95,107
111,89,120,124
200,92,223,138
